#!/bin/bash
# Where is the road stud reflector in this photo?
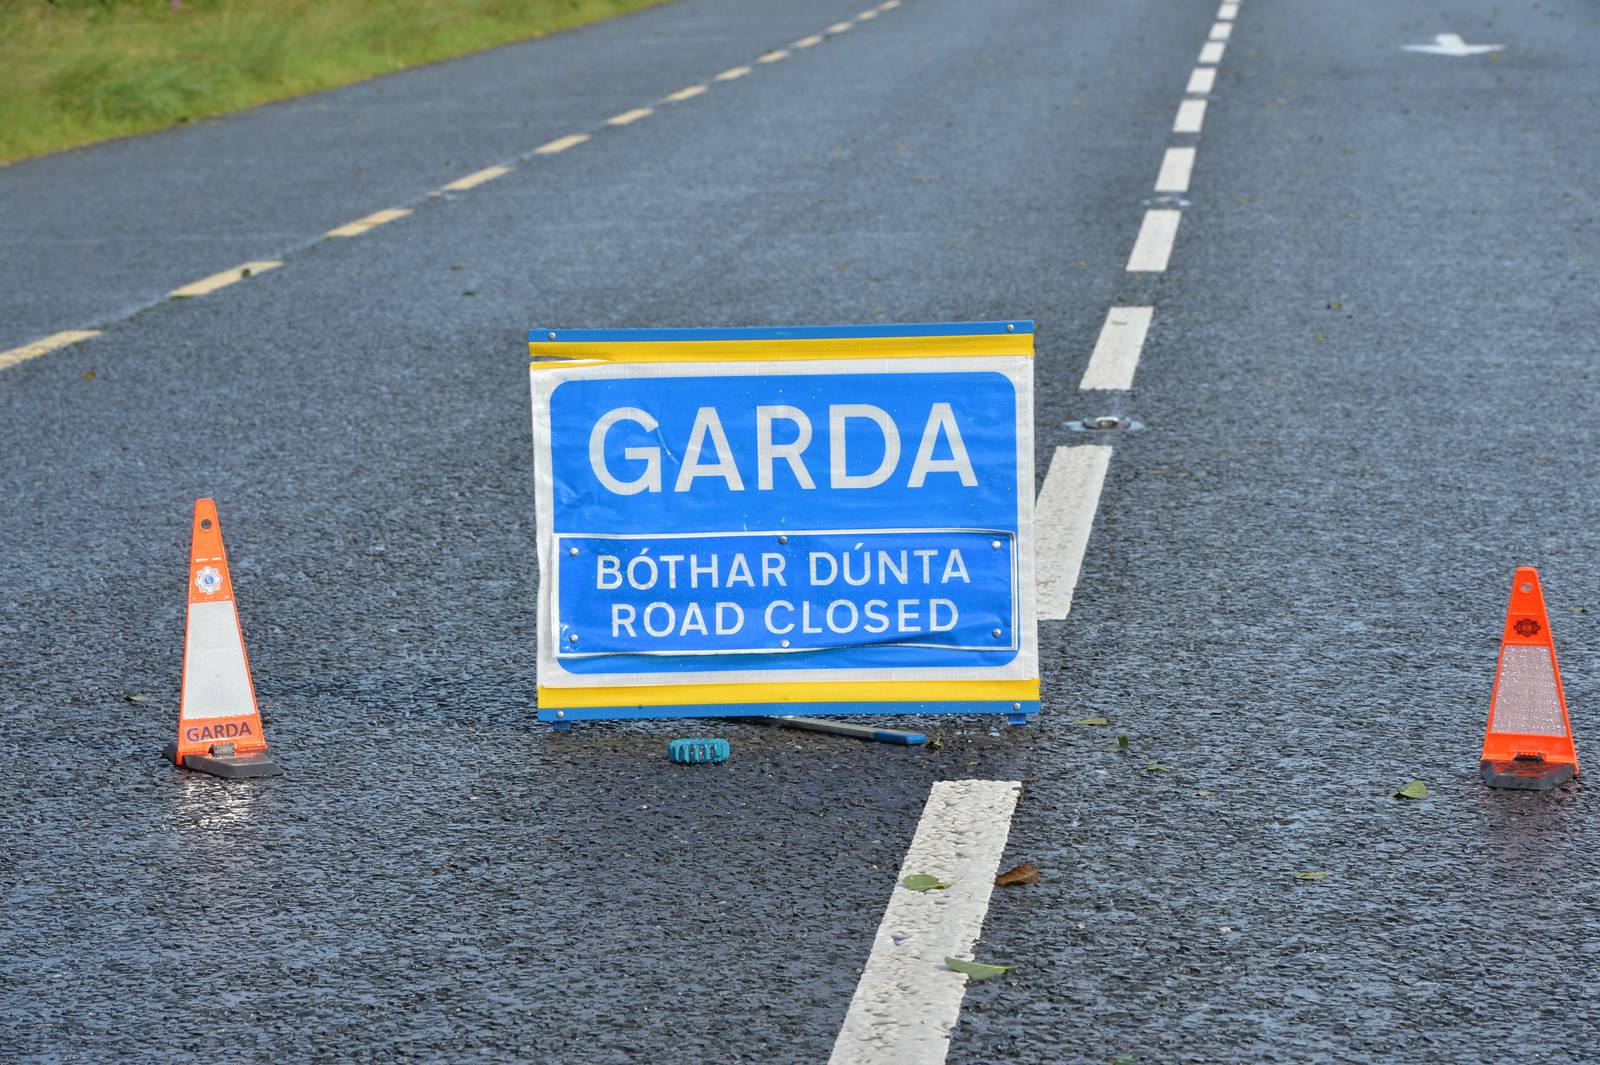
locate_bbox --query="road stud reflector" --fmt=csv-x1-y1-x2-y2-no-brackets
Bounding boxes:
1480,567,1577,791
162,499,283,779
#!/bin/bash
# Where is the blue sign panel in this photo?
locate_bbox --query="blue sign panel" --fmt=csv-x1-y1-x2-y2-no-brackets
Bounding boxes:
547,370,1017,673
527,322,1040,724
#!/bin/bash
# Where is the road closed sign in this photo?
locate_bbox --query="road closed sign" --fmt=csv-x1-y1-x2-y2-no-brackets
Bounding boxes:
527,323,1039,726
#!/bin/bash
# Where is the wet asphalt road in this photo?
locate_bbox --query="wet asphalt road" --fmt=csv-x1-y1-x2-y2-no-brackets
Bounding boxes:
3,0,1600,1061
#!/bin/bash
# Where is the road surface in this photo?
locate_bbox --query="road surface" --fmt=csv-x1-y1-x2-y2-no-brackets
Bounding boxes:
3,0,1598,1060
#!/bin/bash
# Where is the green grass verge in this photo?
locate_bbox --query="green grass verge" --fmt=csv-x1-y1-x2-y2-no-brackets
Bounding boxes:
0,0,666,164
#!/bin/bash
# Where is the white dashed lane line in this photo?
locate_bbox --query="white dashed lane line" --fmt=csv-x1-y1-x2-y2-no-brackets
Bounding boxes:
1173,98,1207,134
1199,40,1226,63
1079,307,1154,392
1126,209,1181,272
829,780,1023,1065
1155,146,1196,192
1035,446,1113,620
1187,66,1217,94
1210,21,1233,41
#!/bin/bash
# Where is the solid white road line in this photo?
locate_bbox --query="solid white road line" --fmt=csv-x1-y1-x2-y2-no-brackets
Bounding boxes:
1080,307,1154,391
1126,209,1181,272
1035,446,1112,620
1210,21,1233,40
1199,41,1226,64
1218,1,1239,19
0,330,100,372
829,780,1023,1065
1173,98,1208,134
1187,67,1217,94
170,261,282,298
1155,146,1196,192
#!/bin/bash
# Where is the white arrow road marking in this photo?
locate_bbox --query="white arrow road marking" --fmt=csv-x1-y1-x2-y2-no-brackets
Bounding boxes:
1402,33,1502,56
829,780,1023,1065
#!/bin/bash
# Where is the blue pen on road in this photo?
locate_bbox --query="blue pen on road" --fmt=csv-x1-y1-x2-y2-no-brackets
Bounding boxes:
752,716,926,746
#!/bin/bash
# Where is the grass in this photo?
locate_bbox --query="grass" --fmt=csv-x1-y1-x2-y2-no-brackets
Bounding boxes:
0,0,665,164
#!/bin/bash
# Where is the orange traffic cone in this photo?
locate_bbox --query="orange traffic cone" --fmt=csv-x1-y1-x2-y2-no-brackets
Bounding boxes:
1480,567,1578,790
162,499,283,779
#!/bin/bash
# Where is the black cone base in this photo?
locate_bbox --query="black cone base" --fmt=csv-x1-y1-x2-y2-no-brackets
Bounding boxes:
163,742,284,779
1480,759,1574,791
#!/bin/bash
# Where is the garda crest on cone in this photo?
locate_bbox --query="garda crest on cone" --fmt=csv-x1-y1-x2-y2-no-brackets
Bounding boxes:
162,499,283,779
1480,567,1578,791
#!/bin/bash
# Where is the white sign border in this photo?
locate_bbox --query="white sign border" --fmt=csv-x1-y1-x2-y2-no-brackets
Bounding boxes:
529,355,1038,691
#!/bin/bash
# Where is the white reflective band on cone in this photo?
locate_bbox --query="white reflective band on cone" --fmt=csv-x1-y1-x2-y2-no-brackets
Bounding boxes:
1492,645,1567,737
180,600,254,719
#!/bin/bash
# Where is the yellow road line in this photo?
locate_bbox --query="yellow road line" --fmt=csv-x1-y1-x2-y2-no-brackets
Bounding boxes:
664,84,708,102
0,330,101,372
442,166,510,192
538,678,1040,710
827,20,854,33
535,133,591,154
714,66,751,82
607,107,654,126
757,49,790,63
170,261,282,298
794,34,824,48
325,208,412,238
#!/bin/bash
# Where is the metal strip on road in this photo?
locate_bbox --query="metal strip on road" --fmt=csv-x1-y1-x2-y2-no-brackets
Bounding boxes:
1035,446,1112,620
1080,307,1154,392
829,780,1023,1065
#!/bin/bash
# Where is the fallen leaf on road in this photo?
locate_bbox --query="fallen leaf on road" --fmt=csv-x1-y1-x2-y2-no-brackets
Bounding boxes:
1075,716,1109,726
1146,763,1169,773
1393,780,1428,800
995,863,1041,887
1117,735,1129,751
1294,871,1329,881
124,693,149,703
944,957,1013,981
902,874,954,892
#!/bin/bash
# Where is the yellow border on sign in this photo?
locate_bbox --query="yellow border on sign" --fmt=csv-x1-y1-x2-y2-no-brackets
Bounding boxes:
537,678,1040,709
528,333,1033,364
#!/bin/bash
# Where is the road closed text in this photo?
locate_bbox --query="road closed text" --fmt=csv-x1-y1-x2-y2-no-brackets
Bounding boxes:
556,531,1016,656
